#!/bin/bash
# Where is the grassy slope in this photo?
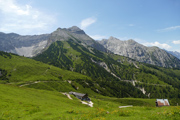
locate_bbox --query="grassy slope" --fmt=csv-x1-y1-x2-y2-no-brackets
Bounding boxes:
0,51,103,96
0,52,179,119
0,52,139,98
0,51,91,83
0,84,180,120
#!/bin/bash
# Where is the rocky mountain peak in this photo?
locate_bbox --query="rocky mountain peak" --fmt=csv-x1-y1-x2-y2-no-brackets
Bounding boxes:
126,39,137,45
98,37,180,68
67,26,85,34
109,36,120,41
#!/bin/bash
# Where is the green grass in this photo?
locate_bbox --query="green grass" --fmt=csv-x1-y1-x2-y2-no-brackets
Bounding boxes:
0,52,91,83
1,84,180,120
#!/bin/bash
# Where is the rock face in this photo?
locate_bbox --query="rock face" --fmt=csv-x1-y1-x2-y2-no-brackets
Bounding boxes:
0,32,50,57
98,36,180,68
46,26,108,53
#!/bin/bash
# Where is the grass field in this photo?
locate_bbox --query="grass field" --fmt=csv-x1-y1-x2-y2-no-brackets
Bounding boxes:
0,84,180,120
0,52,91,83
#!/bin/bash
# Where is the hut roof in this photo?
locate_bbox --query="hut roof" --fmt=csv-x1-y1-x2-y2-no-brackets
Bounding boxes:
69,92,86,97
156,99,170,106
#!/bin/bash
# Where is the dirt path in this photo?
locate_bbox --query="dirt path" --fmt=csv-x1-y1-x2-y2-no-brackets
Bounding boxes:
19,80,67,87
62,93,73,100
119,105,133,108
81,101,94,107
19,81,49,87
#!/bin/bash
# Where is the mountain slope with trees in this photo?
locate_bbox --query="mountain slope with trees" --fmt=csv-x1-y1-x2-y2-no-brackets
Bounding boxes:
34,36,180,99
0,51,145,98
1,26,180,99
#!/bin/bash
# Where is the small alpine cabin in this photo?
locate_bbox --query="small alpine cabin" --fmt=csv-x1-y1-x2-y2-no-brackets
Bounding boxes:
155,99,170,107
69,92,91,101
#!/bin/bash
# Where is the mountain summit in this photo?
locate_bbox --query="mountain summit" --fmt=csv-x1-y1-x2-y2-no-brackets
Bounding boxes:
98,37,180,68
67,26,85,34
46,26,108,52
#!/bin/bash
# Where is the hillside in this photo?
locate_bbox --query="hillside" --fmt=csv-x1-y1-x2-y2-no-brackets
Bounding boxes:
33,36,180,99
0,84,180,120
0,51,91,82
1,27,180,99
98,37,180,68
0,51,145,98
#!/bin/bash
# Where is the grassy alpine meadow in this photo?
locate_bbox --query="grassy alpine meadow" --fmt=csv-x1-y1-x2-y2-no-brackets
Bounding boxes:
0,52,91,84
0,84,180,120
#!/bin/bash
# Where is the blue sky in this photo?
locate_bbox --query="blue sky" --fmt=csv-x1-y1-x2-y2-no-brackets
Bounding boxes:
0,0,180,52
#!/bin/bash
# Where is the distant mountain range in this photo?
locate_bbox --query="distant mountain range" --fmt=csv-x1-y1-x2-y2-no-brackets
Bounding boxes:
0,26,180,68
167,51,180,60
98,36,180,68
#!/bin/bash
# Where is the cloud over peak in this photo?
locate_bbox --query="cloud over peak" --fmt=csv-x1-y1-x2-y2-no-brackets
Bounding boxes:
80,17,96,30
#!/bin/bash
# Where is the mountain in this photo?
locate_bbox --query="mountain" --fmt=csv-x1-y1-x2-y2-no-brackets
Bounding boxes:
98,37,180,68
33,33,180,99
0,26,108,57
0,51,146,98
46,26,108,53
1,26,180,98
167,51,180,60
0,32,50,57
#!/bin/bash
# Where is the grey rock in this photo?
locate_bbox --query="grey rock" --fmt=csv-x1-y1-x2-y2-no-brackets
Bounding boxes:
0,32,50,57
98,36,180,68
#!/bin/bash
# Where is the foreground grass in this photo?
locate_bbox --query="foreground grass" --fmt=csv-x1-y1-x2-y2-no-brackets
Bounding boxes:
0,84,180,120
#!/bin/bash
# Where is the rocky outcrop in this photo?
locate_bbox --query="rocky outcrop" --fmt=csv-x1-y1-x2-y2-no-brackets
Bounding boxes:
0,32,50,57
98,36,180,68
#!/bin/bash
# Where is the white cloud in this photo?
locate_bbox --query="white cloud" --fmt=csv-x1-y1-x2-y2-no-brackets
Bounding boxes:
0,0,56,35
90,35,107,40
80,17,96,30
157,26,180,32
143,42,172,49
172,40,180,44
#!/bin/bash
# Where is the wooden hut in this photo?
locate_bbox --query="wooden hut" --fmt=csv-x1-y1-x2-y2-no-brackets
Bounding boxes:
155,99,170,107
69,92,91,101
